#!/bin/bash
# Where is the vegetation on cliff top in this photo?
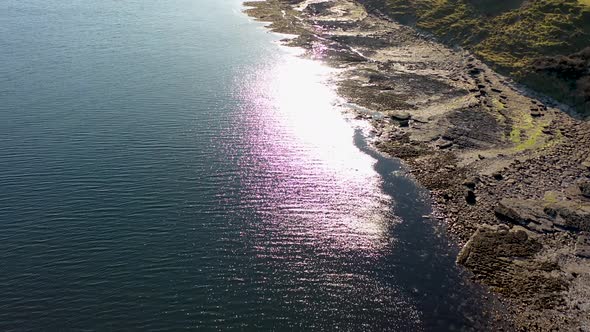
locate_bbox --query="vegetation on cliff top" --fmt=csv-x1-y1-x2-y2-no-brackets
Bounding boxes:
374,0,590,114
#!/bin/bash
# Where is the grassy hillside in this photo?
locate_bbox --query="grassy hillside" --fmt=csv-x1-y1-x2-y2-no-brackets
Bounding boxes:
367,0,590,115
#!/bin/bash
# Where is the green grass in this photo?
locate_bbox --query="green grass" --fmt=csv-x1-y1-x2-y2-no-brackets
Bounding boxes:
514,123,545,151
544,191,559,204
506,112,553,152
491,98,506,111
383,0,590,114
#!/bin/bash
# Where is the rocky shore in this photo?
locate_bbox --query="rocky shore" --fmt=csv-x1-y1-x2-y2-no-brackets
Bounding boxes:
244,0,590,330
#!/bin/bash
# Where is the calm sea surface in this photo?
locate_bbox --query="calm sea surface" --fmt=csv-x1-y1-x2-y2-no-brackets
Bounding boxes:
0,0,495,330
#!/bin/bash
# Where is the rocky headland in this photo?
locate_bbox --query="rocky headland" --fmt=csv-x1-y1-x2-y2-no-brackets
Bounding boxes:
244,0,590,330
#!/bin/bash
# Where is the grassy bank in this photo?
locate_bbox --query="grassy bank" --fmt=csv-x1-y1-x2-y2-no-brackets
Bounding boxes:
364,0,590,115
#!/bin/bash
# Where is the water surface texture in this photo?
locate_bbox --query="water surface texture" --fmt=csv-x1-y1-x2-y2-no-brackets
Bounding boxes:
1,0,491,330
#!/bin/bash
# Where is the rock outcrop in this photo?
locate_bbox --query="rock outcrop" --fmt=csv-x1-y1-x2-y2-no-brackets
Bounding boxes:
495,198,590,233
457,225,566,309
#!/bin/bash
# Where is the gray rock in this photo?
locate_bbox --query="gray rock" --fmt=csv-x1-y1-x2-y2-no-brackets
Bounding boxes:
495,199,548,225
441,133,456,141
496,197,590,233
579,180,590,198
413,115,430,123
304,1,333,15
549,204,590,232
438,141,453,149
575,234,590,258
457,225,542,266
390,111,411,121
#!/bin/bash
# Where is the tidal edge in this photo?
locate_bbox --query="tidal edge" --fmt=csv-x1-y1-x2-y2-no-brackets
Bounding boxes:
243,0,590,330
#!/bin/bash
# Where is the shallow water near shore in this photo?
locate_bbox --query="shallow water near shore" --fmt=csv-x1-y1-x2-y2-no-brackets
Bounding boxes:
1,0,497,330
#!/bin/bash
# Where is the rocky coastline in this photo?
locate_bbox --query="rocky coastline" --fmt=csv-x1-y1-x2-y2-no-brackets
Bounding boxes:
244,0,590,330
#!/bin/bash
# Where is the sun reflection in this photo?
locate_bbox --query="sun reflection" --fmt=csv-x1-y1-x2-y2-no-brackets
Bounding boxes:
234,46,395,254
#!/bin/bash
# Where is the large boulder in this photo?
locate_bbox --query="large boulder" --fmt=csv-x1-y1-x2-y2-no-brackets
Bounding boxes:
457,225,566,308
457,225,541,266
389,111,411,121
548,203,590,232
495,198,590,233
495,199,555,233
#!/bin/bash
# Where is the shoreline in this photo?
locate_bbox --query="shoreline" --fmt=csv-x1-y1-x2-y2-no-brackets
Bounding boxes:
244,0,590,330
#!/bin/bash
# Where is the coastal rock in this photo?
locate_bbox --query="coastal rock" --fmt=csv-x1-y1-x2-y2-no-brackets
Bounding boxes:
457,225,566,309
412,115,430,123
575,233,590,258
547,203,590,232
457,226,541,266
496,198,590,233
390,111,411,121
579,180,590,198
246,0,590,328
303,1,333,15
438,140,453,149
495,199,556,232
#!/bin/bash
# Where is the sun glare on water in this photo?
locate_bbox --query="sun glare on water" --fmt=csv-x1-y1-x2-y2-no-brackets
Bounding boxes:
234,47,395,254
